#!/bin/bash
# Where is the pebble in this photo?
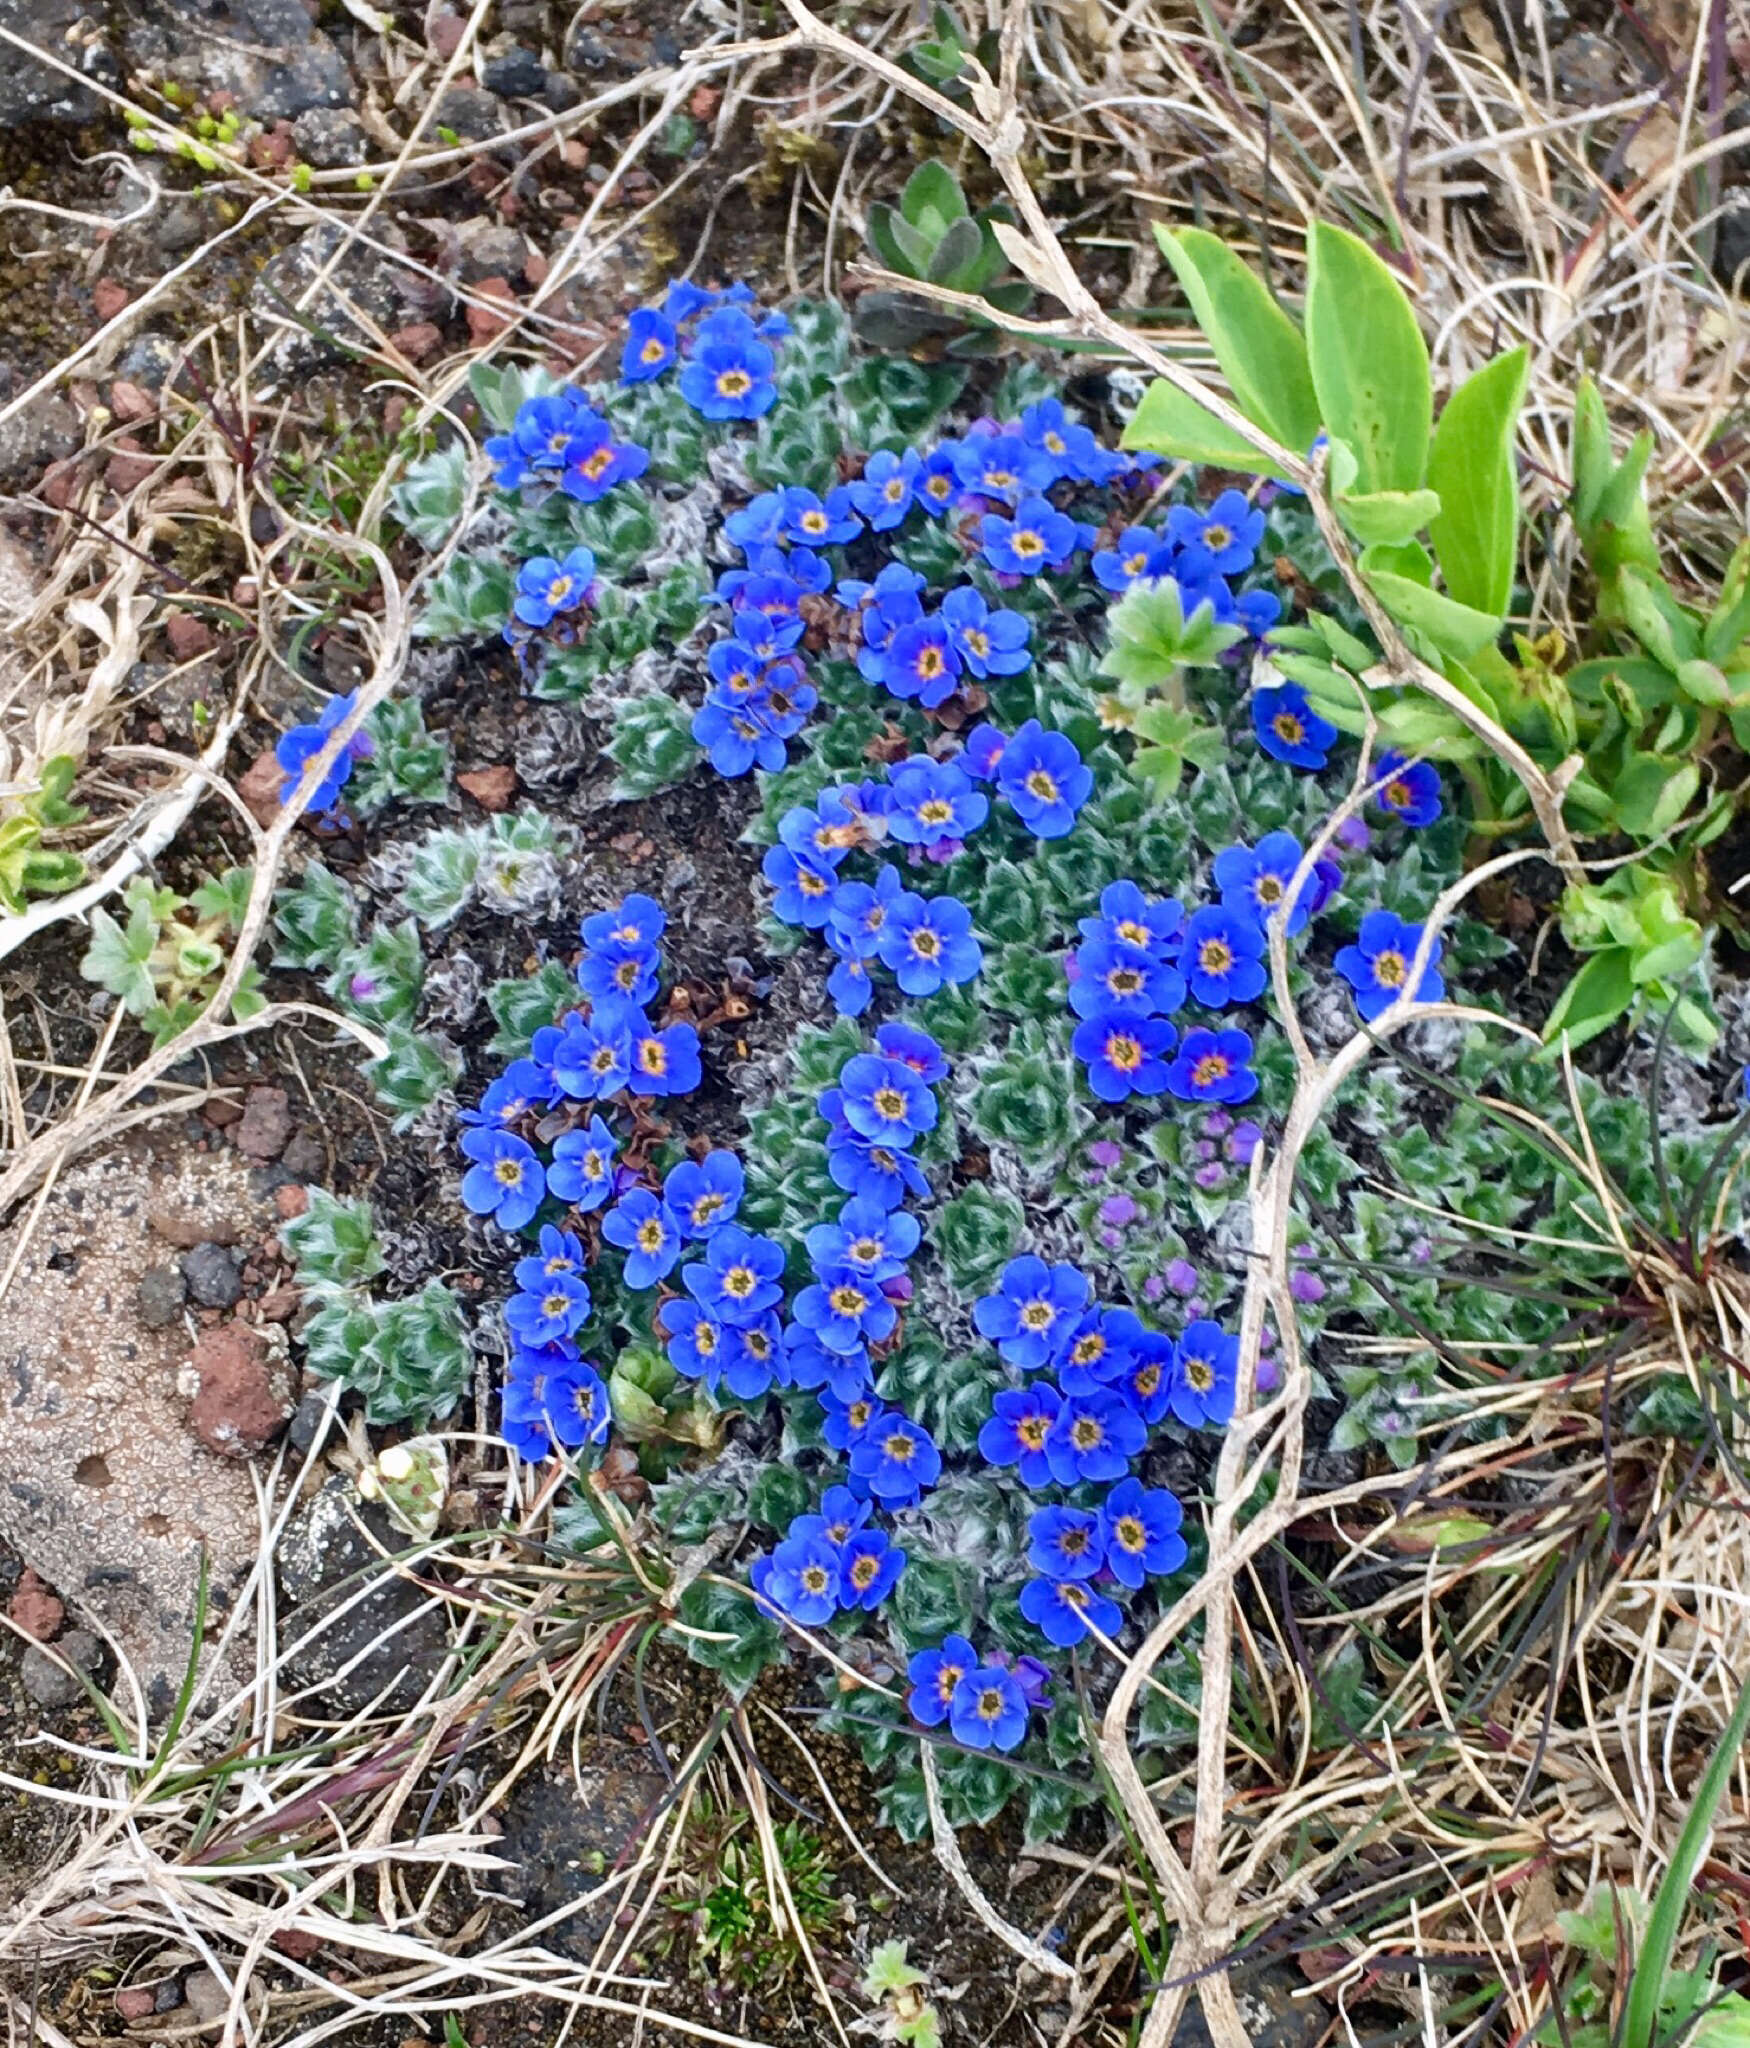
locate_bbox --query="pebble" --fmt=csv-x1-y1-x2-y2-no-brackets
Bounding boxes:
291,105,369,168
187,1323,295,1458
182,1241,243,1309
181,1970,231,2025
482,46,546,98
458,765,517,810
21,1627,101,1709
275,1183,312,1222
280,1129,326,1181
238,747,284,828
115,1987,156,2021
433,84,508,141
7,1566,64,1641
457,221,530,284
286,1389,331,1457
235,1085,294,1163
136,1262,187,1328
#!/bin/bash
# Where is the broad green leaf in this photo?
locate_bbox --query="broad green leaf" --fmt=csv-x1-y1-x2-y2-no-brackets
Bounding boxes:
1610,755,1699,838
1304,222,1431,494
1427,347,1528,617
1152,225,1321,450
1618,569,1699,672
927,214,984,286
1676,658,1732,706
1361,538,1434,585
1099,576,1246,688
900,159,967,236
80,907,158,1014
1542,947,1635,1049
1703,539,1750,662
1337,488,1442,546
1120,377,1292,478
1365,569,1503,659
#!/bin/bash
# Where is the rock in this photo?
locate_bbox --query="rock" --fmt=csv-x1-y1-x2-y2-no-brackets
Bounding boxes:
116,331,182,390
1551,32,1621,106
280,1128,326,1181
136,1263,187,1329
482,45,546,98
457,220,529,284
458,765,517,811
496,1759,672,1955
109,378,157,423
290,105,368,168
425,5,465,59
235,1085,293,1162
182,1240,242,1309
115,1987,156,2022
1167,1964,1327,2048
285,1388,329,1456
277,1477,450,1714
107,436,157,493
20,1627,100,1709
0,0,116,124
433,84,507,140
141,0,350,121
0,392,80,484
1714,201,1750,293
238,746,284,828
390,321,444,364
0,528,41,617
165,612,215,659
8,1566,64,1641
92,278,130,322
250,220,417,375
181,1970,230,2025
186,1322,295,1458
542,71,580,113
466,277,518,343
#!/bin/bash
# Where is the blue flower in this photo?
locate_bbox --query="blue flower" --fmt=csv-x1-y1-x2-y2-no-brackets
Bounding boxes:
874,1020,948,1083
977,1383,1062,1488
1059,1306,1144,1392
826,948,874,1017
1253,684,1337,770
981,497,1080,575
850,448,921,530
677,308,777,419
664,1151,745,1237
276,690,374,814
960,723,1007,781
693,698,788,777
848,1415,941,1504
914,445,961,515
1100,1330,1176,1424
459,1128,544,1231
1335,910,1445,1022
512,547,597,627
995,721,1093,839
582,894,665,953
781,788,874,866
557,415,649,502
876,892,983,997
1182,906,1269,1008
462,1057,558,1130
1021,398,1122,485
1163,1025,1258,1105
601,1189,684,1288
661,278,715,322
681,1224,786,1326
887,757,988,849
827,865,903,959
837,1527,906,1609
1171,1320,1239,1427
660,1295,729,1385
907,1633,979,1727
820,1387,887,1453
776,483,862,547
1235,587,1283,636
793,1262,898,1355
724,490,785,551
506,1269,592,1346
721,1314,783,1398
938,585,1031,679
1018,1576,1123,1648
763,843,838,927
1370,751,1443,827
1168,488,1265,574
1091,527,1175,593
779,1327,873,1403
826,1129,931,1210
1213,831,1316,937
626,1016,702,1097
1099,1478,1187,1588
547,1014,631,1101
546,1361,612,1448
1072,1011,1175,1102
514,1224,586,1290
839,1052,938,1145
953,433,1053,504
621,307,677,382
883,616,964,709
1046,1390,1146,1484
973,1256,1092,1372
751,1534,841,1626
577,941,660,1006
797,1486,874,1547
805,1197,919,1281
948,1665,1029,1751
1028,1504,1106,1581
1067,937,1184,1019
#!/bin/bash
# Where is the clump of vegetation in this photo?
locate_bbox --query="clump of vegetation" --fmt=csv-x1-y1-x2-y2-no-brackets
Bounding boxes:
81,868,262,1044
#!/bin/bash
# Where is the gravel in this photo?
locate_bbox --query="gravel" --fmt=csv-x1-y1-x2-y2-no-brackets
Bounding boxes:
181,1241,242,1309
20,1627,100,1709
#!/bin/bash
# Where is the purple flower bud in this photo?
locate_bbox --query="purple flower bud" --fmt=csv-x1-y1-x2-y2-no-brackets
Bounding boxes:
988,1649,1054,1708
1289,1269,1326,1305
1193,1139,1217,1164
1336,815,1369,852
1378,1408,1408,1436
1142,1273,1165,1303
1186,1295,1208,1321
924,838,965,865
1255,1356,1281,1395
1087,1140,1121,1170
1205,1110,1232,1137
348,972,379,1001
1227,1121,1262,1166
1099,1193,1138,1228
1165,1258,1198,1296
1410,1236,1432,1264
881,1273,914,1304
1259,1325,1275,1352
347,731,377,762
1099,1227,1122,1249
1194,1162,1225,1190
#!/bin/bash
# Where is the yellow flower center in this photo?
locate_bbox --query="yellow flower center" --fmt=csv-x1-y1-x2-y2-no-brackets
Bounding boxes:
1192,1053,1230,1089
716,368,753,397
1106,1033,1143,1072
1199,939,1234,975
1374,949,1407,988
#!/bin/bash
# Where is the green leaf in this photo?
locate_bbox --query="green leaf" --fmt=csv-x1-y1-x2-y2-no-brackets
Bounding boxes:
1304,222,1431,494
1119,377,1292,479
1152,225,1320,449
1609,755,1699,839
1426,346,1528,616
900,159,968,235
1098,577,1246,690
1365,569,1503,659
1337,488,1442,547
80,904,159,1015
1542,947,1635,1050
927,214,983,286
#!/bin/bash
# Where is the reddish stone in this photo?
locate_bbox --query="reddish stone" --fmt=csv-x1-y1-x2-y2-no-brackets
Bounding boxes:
238,747,283,828
150,1207,244,1250
42,459,81,510
391,321,443,364
249,124,295,170
235,1086,293,1163
109,379,156,423
115,1988,156,2021
274,1183,311,1221
202,1097,244,1129
689,84,721,120
522,247,549,287
107,437,157,492
427,6,465,58
92,279,130,322
166,612,216,659
255,1286,302,1323
465,277,518,343
8,1567,64,1642
272,1929,323,1961
458,765,516,811
186,1323,294,1458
